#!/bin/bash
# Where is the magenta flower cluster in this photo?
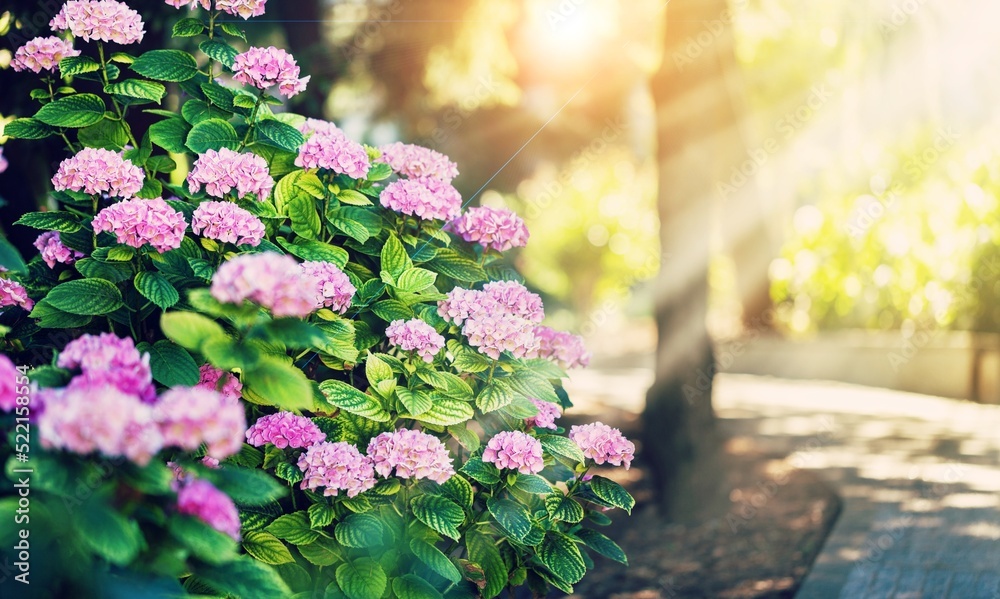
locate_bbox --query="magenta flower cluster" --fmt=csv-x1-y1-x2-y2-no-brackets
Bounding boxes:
196,364,243,402
187,148,274,202
192,201,266,247
33,232,84,269
379,178,462,222
569,422,635,469
378,142,459,183
451,206,530,253
526,398,562,430
386,319,446,363
176,479,242,541
438,281,543,360
301,261,356,313
297,442,377,498
58,332,156,403
11,36,79,73
533,326,591,369
92,198,187,253
367,429,455,484
211,253,317,318
295,130,370,179
51,0,145,45
482,431,545,474
52,148,144,199
0,279,33,313
233,46,310,98
154,387,247,460
246,411,326,449
0,355,21,412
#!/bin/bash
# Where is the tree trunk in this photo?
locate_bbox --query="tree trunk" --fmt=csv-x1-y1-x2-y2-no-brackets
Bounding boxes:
644,0,747,517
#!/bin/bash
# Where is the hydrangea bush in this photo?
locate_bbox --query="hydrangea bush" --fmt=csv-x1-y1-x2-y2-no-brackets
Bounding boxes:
0,1,636,597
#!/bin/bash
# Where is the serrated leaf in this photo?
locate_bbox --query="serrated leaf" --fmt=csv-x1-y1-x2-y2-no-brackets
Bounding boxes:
409,538,462,583
318,380,390,422
476,380,515,414
411,397,474,427
308,503,336,529
144,339,199,386
429,251,487,283
336,558,387,599
287,195,321,239
29,299,93,328
277,237,348,267
256,119,305,152
512,474,551,494
488,498,533,542
539,531,587,585
417,370,474,399
395,268,438,293
131,49,200,82
545,493,584,524
297,537,342,566
328,215,370,243
588,476,635,514
437,472,474,509
46,279,123,315
200,39,239,68
394,388,431,416
15,211,82,233
149,116,191,154
160,311,227,352
274,462,304,485
172,17,205,37
466,531,506,599
334,513,384,549
381,234,412,279
219,21,247,40
34,93,105,128
182,99,231,125
186,118,240,153
410,495,464,540
2,118,54,139
59,55,100,77
370,299,412,322
448,426,481,452
576,529,628,565
134,271,179,309
392,575,443,599
78,117,130,150
365,353,394,386
460,457,500,485
538,434,586,464
105,79,166,103
266,512,320,546
336,189,373,206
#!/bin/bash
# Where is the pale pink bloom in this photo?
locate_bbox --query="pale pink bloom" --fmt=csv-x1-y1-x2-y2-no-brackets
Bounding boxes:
438,284,542,360
52,148,144,199
92,198,187,253
295,130,369,179
154,387,247,460
210,253,317,318
482,281,544,323
533,326,591,369
192,201,266,247
300,261,355,313
0,278,34,312
450,206,529,253
299,118,340,138
216,0,266,19
298,442,376,497
246,412,326,449
58,333,156,402
50,0,145,45
482,431,544,474
366,429,454,484
11,36,79,73
380,178,461,222
177,479,242,541
526,398,561,430
386,319,445,363
377,142,458,183
196,364,243,402
33,231,84,268
187,148,274,202
569,422,635,469
232,46,309,98
164,0,211,9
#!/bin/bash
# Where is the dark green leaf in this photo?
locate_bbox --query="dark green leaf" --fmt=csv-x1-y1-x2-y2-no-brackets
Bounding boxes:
47,279,124,315
134,271,179,309
466,531,506,599
588,476,635,514
59,55,100,77
266,512,320,546
131,49,200,82
34,93,105,128
169,515,238,565
15,211,82,233
410,538,462,583
392,575,443,599
334,513,384,549
576,529,628,565
149,117,191,154
256,119,305,152
460,457,500,485
336,558,387,599
545,493,584,524
3,117,55,139
410,495,464,540
538,434,586,464
488,498,533,542
195,556,293,599
186,118,240,153
200,39,239,68
172,17,205,37
105,79,166,103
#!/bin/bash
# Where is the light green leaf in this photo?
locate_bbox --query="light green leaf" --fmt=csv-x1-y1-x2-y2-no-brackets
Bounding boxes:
410,397,474,427
186,118,240,153
256,118,305,152
105,79,166,103
410,495,464,540
200,39,239,68
538,434,586,464
336,558,387,599
34,93,105,128
317,380,390,422
395,268,437,293
59,55,100,77
395,388,432,416
381,233,412,279
287,195,321,240
46,279,123,315
172,17,205,37
244,357,315,411
2,118,54,140
266,512,320,546
476,380,516,414
370,299,413,322
160,311,227,352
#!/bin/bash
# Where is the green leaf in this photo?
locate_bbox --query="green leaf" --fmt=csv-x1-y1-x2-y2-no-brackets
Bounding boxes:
538,531,587,584
409,539,462,583
186,118,240,153
417,370,473,399
196,556,293,599
411,397,474,427
76,497,142,565
538,434,586,464
392,575,443,599
200,39,238,68
244,357,315,411
266,512,320,546
274,461,304,485
219,21,247,40
149,117,191,154
395,388,432,416
160,311,227,352
460,457,500,485
450,346,492,373
287,195,321,239
336,558,387,599
256,119,305,152
336,189,373,206
370,299,412,321
169,515,238,565
588,476,635,514
576,529,628,565
15,211,82,233
59,55,100,77
297,537,342,567
46,279,124,315
182,99,231,125
277,237,348,267
429,251,487,283
448,426,481,452
476,380,516,414
208,467,286,506
545,493,584,524
172,17,205,37
105,79,166,103
366,162,393,181
466,531,506,599
438,474,474,509
200,82,239,111
488,498,533,543
3,117,55,139
327,215,370,243
307,503,336,529
395,268,438,293
410,495,464,540
317,380,390,422
381,234,412,279
0,236,26,273
131,49,200,82
142,339,199,386
34,93,105,128
512,474,551,494
29,299,93,328
134,271,179,309
259,319,325,349
78,117,130,150
334,513,384,549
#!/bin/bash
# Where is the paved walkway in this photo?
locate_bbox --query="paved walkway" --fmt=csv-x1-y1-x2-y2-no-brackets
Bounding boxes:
565,370,1000,598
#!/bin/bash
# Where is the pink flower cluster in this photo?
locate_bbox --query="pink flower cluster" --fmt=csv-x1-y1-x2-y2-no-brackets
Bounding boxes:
295,131,369,179
526,398,561,430
379,178,462,222
52,148,144,199
450,206,529,253
481,281,545,322
246,411,326,449
367,429,454,484
0,278,34,312
58,333,155,402
533,326,591,369
482,431,544,474
385,319,445,363
299,118,339,138
164,0,210,9
154,387,247,460
11,36,79,73
378,142,459,183
92,198,187,253
196,364,243,402
0,148,7,174
216,0,267,19
177,479,242,541
297,442,377,497
192,201,266,247
301,261,355,313
187,148,274,202
569,422,635,469
34,231,84,268
211,253,317,318
233,46,310,98
50,0,145,45
0,355,21,412
438,282,543,360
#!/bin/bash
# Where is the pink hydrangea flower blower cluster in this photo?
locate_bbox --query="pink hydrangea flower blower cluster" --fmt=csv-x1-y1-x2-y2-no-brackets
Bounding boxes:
451,205,530,253
50,0,145,45
378,142,459,183
196,364,244,402
298,442,377,498
57,332,156,402
176,479,242,541
295,130,370,179
377,142,463,221
92,198,187,253
11,36,79,73
367,429,455,484
526,398,562,430
52,148,144,199
0,278,34,312
533,325,591,369
191,201,266,247
233,46,310,98
300,261,356,313
386,318,446,363
210,253,318,318
246,412,326,449
482,430,545,474
33,231,84,268
438,281,543,360
166,0,266,20
569,422,635,469
187,148,275,202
